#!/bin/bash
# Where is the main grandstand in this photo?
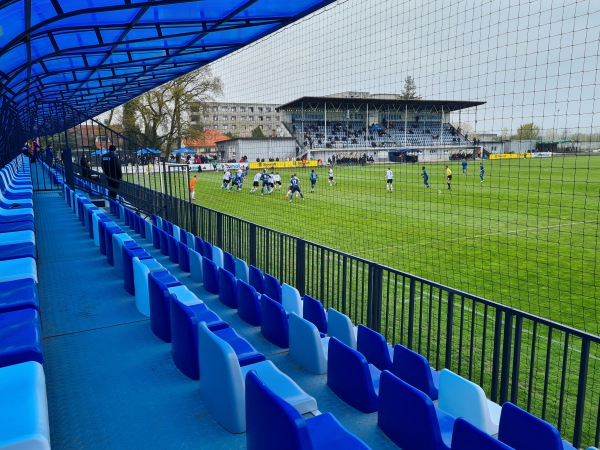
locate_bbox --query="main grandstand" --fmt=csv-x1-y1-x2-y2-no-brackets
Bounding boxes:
277,94,485,162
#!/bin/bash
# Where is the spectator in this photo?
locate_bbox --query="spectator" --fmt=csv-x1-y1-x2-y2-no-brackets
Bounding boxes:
101,145,122,199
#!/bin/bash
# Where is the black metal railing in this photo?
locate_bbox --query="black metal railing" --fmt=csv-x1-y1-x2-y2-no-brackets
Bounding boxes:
57,171,600,449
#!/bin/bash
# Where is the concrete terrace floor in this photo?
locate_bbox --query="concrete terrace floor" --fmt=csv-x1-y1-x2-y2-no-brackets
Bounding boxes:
33,189,397,449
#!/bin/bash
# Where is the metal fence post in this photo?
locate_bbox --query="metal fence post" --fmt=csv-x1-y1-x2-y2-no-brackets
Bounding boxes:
510,316,523,404
500,311,513,404
249,224,257,266
367,264,383,332
407,278,416,349
217,213,223,249
444,292,455,369
491,310,503,402
573,339,590,448
296,239,306,296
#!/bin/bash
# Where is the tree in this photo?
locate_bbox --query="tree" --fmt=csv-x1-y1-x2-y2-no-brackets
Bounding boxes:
224,132,240,139
251,126,265,138
398,76,421,100
513,123,541,140
120,66,223,151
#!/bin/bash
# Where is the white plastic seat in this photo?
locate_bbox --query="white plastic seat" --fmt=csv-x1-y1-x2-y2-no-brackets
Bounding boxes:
0,257,37,283
327,308,357,349
281,283,303,316
198,321,318,434
212,245,224,268
132,257,164,317
438,368,501,435
234,258,249,284
289,313,329,375
0,361,50,450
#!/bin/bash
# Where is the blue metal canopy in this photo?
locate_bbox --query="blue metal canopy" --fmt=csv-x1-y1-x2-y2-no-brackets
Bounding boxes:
0,0,335,140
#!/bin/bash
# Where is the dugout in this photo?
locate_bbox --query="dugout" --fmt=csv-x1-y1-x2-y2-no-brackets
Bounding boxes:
389,149,420,163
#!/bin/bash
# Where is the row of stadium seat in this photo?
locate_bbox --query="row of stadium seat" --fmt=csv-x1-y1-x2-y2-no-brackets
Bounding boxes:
0,155,50,449
60,181,599,450
58,187,373,445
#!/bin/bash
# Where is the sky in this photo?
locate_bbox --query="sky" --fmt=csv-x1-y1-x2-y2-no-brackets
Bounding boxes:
208,0,600,136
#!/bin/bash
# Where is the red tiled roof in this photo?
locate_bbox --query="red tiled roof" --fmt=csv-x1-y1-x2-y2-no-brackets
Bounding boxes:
184,129,230,149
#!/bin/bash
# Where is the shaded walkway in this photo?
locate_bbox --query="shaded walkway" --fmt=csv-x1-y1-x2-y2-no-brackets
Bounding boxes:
34,190,395,449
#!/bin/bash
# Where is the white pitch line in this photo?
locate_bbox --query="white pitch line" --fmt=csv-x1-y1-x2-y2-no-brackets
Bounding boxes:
356,220,598,256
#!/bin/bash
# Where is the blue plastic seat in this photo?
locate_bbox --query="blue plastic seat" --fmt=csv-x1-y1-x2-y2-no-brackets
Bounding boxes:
169,294,228,380
0,308,43,369
264,273,282,303
202,256,219,294
235,258,249,283
0,278,38,313
282,283,303,316
218,268,237,308
177,241,190,272
498,402,577,450
302,295,327,334
237,280,261,326
148,270,183,340
197,322,317,433
159,229,169,256
201,240,213,261
438,368,501,435
133,257,164,317
152,224,161,249
223,251,236,274
189,248,203,283
289,313,329,375
326,337,380,413
357,324,393,372
194,236,205,256
327,308,357,349
0,361,50,450
249,265,265,294
392,343,440,401
245,370,370,450
261,295,290,348
112,235,138,278
451,418,512,450
167,234,179,263
0,230,36,262
378,370,454,449
122,245,151,295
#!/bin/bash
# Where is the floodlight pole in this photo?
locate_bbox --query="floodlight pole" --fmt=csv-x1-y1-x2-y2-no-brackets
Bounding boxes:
404,105,408,146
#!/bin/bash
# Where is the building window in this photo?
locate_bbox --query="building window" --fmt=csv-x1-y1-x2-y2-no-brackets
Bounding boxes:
232,125,236,130
231,107,236,112
248,116,254,121
213,116,218,121
266,107,272,112
259,116,264,121
204,116,210,121
249,107,254,112
240,106,246,112
258,107,263,112
231,116,236,121
191,115,199,122
212,106,217,112
220,106,228,111
214,125,219,129
222,116,228,121
223,124,228,130
190,105,199,113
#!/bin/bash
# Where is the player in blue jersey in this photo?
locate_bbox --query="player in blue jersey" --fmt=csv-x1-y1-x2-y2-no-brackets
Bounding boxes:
479,163,484,183
260,169,271,195
288,173,305,202
421,166,429,188
462,159,468,175
309,169,318,193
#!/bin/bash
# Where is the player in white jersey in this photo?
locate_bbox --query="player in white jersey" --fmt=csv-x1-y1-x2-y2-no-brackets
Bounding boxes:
251,171,261,192
386,167,394,192
328,168,336,186
273,172,282,189
221,169,232,189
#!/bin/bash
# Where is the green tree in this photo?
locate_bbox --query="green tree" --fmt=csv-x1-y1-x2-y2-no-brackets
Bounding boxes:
119,66,222,151
398,76,421,100
513,123,541,140
251,126,265,138
225,132,240,139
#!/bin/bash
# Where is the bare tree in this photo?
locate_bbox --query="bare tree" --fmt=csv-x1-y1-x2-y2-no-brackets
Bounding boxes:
121,66,223,151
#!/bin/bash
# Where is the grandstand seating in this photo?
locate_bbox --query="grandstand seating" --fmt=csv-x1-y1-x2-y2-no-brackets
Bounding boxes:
392,343,440,401
0,156,50,449
327,308,358,349
289,312,329,374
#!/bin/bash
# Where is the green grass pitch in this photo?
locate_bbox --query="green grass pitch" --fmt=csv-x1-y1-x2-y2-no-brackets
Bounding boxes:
140,156,600,335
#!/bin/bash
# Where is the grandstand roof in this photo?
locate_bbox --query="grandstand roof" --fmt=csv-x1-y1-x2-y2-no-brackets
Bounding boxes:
277,96,485,112
0,1,336,137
